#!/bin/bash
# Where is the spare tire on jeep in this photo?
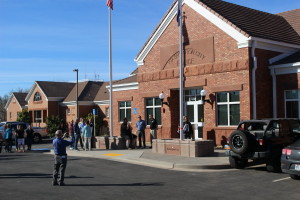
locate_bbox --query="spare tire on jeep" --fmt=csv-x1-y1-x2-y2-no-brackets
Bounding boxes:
229,130,255,154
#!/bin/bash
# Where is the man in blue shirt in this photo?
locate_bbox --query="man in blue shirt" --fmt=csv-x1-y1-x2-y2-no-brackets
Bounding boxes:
53,130,72,186
136,115,146,148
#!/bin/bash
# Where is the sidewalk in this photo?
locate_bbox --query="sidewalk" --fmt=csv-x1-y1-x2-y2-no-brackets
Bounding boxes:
51,148,233,172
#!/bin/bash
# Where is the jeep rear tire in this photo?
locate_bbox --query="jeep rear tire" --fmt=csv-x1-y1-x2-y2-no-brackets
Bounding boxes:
229,130,250,154
229,156,248,169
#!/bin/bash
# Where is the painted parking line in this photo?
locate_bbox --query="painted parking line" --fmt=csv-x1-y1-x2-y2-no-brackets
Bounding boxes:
272,177,290,182
103,153,124,157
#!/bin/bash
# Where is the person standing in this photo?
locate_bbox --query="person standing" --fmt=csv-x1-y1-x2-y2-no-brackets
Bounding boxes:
5,124,13,153
82,120,92,151
52,130,73,186
183,116,193,139
78,118,85,149
73,118,81,151
68,120,74,150
136,115,146,148
120,118,133,149
149,115,158,148
26,125,34,150
15,125,26,152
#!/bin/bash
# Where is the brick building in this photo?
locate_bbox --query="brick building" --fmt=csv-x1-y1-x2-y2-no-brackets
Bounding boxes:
5,92,28,121
111,0,300,146
4,0,300,146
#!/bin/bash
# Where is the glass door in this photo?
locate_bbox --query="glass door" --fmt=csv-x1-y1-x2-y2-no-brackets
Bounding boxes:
186,101,204,139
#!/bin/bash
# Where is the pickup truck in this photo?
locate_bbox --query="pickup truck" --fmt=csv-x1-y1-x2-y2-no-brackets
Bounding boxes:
226,118,300,172
0,121,48,143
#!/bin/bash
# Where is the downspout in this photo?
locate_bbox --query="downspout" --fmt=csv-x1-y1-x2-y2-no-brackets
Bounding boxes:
251,40,257,119
270,68,277,118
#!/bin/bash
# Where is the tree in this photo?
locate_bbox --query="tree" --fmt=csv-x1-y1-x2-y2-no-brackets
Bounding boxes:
17,109,30,123
46,115,61,138
85,113,103,136
0,95,9,122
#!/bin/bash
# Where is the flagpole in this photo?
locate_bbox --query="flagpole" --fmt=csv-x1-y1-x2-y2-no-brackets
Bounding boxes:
108,6,113,137
178,0,184,140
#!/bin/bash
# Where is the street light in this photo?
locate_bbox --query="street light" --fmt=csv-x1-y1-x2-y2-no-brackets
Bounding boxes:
73,69,79,118
159,91,169,106
200,89,211,104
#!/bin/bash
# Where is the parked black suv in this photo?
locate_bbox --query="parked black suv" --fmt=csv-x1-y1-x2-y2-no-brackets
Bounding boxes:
226,119,300,172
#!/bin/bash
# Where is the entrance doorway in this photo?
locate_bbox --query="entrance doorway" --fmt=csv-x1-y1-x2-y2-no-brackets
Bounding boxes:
184,89,204,139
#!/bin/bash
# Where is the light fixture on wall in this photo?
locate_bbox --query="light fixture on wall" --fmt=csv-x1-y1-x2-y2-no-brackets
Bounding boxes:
159,91,169,107
200,89,211,104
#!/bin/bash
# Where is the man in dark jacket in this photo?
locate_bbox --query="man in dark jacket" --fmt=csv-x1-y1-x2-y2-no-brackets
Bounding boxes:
149,115,158,148
73,118,81,151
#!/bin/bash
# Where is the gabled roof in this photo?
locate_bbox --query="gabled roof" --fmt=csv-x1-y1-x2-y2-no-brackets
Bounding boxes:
4,92,28,110
36,81,75,98
278,9,300,36
272,51,300,65
26,81,75,102
13,93,28,107
135,0,300,64
113,74,138,85
199,0,300,45
64,81,106,102
94,82,109,102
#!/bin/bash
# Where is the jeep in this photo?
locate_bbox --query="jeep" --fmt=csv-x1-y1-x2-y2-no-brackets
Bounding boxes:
226,119,300,172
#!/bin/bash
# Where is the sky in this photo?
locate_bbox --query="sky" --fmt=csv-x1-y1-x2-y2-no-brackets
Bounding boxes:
0,0,300,96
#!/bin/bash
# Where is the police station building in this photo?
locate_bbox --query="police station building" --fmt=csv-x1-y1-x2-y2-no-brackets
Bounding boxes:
111,0,300,146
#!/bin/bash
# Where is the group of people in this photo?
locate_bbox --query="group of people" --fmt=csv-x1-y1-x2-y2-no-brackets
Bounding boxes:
120,114,158,149
51,115,194,186
65,118,93,151
0,124,35,153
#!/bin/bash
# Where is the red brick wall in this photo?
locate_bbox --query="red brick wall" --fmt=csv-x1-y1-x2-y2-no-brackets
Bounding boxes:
255,49,281,119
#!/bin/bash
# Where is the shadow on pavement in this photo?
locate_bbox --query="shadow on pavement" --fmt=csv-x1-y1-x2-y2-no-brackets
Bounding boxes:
0,173,94,179
65,182,164,187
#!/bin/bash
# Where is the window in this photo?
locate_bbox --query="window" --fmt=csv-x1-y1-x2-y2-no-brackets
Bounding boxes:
105,107,110,118
119,101,131,122
285,90,299,118
67,108,71,115
34,110,42,123
217,91,240,126
146,98,161,125
185,89,202,102
34,92,42,101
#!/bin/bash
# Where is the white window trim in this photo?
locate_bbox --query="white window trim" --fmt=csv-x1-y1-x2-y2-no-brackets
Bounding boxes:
216,92,240,126
146,98,161,125
34,110,42,123
284,90,300,118
119,101,132,122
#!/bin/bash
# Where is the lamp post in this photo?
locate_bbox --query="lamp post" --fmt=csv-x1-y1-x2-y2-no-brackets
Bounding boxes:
159,91,169,106
200,89,211,104
73,69,79,118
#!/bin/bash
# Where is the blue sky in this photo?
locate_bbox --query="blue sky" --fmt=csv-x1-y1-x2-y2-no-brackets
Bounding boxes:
0,0,299,96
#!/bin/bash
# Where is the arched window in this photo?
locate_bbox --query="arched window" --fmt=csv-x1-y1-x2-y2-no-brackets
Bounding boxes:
34,92,42,101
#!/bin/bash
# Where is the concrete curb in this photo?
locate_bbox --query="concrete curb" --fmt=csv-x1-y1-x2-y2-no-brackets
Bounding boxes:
47,149,233,172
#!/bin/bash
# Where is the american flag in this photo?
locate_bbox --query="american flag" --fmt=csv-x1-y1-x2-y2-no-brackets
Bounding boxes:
106,0,113,10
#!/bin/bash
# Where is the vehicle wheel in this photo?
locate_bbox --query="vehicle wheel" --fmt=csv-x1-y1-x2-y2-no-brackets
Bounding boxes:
33,133,42,143
266,160,282,173
290,174,300,180
229,156,248,169
229,130,251,154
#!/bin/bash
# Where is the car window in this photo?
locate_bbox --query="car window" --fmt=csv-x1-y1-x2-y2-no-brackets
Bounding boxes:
246,122,266,131
0,122,4,128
